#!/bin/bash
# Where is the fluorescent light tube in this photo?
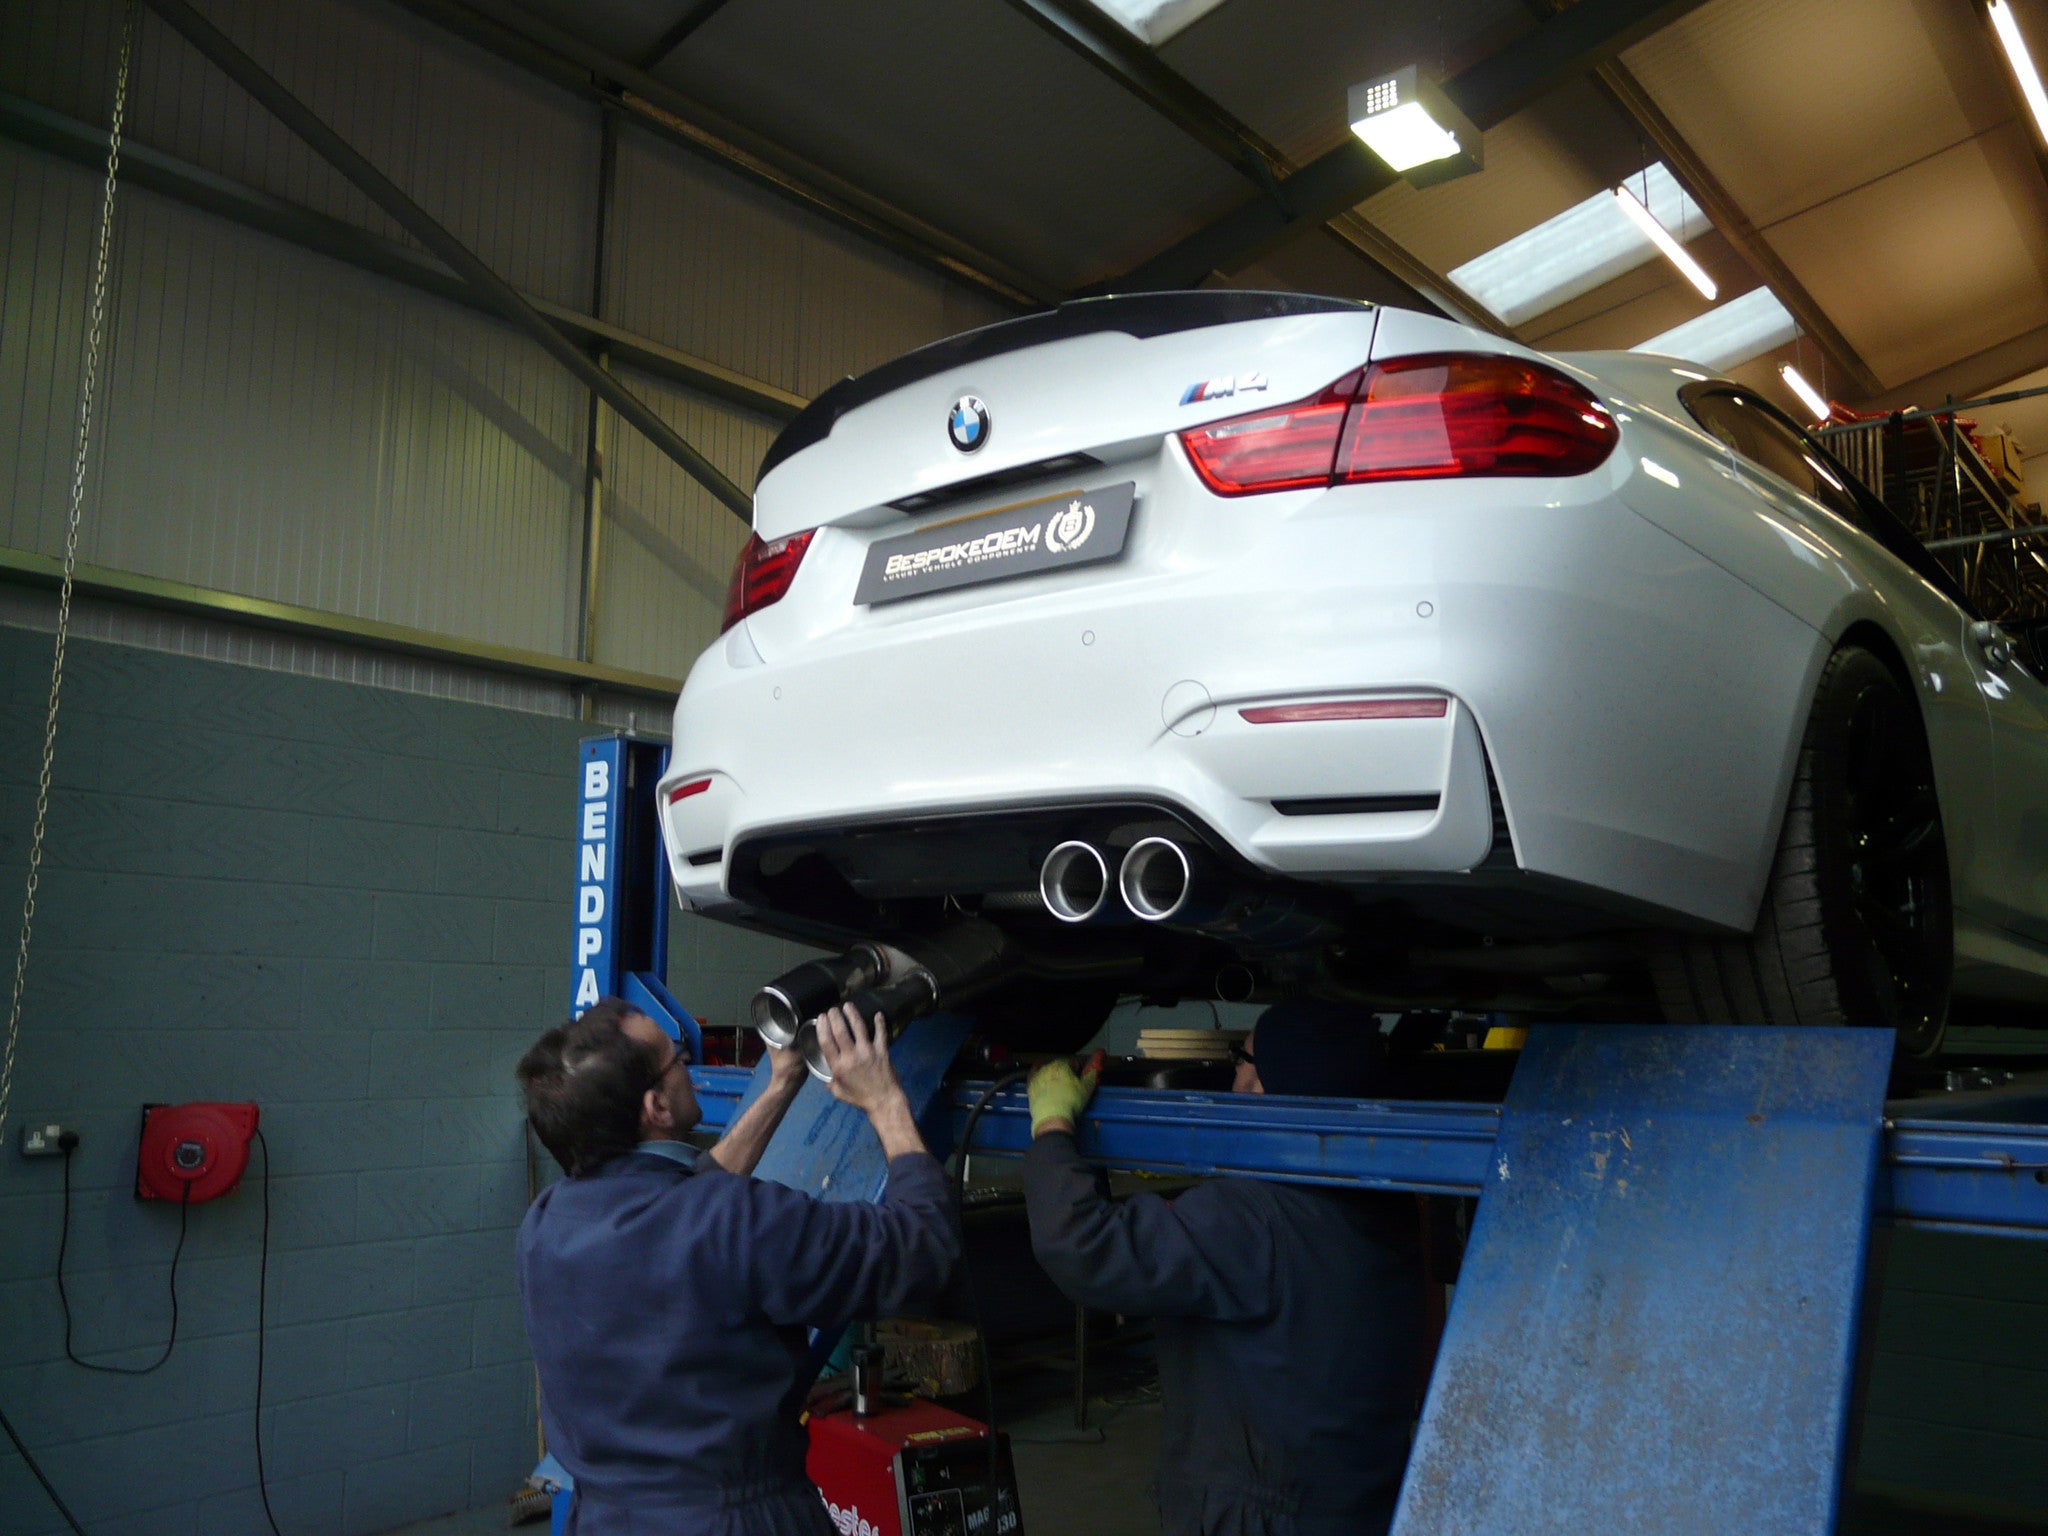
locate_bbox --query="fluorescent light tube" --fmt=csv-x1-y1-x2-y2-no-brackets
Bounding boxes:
1614,185,1716,300
1352,99,1464,172
1990,1,2048,143
1449,163,1707,327
1780,364,1830,422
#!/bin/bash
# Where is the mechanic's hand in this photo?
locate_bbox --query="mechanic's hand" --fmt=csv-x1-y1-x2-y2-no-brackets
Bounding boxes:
1028,1050,1103,1138
817,1003,906,1114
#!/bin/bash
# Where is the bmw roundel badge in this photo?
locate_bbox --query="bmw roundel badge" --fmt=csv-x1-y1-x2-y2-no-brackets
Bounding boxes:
948,395,990,453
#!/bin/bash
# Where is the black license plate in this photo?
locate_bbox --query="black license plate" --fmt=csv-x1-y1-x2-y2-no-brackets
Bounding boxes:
854,481,1136,606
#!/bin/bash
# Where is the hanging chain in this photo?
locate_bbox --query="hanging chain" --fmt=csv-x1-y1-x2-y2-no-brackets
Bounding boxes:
0,1,138,1149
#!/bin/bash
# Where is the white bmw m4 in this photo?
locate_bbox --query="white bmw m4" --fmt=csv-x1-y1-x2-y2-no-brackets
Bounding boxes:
660,292,2048,1054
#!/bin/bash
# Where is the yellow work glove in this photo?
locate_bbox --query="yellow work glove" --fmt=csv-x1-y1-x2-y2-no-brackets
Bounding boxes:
1028,1051,1103,1137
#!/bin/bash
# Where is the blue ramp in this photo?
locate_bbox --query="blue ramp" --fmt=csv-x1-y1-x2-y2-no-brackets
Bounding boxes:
742,1013,973,1203
1392,1024,1893,1536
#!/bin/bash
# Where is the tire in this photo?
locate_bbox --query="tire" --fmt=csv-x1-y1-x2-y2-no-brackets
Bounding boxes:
1651,645,1951,1054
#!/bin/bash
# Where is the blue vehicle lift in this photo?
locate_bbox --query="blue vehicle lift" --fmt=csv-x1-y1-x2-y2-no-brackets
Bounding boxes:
574,733,2048,1534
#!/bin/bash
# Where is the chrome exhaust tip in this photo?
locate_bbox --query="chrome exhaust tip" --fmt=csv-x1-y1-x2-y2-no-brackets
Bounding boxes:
748,987,806,1050
1120,837,1196,922
747,943,888,1050
1040,841,1113,923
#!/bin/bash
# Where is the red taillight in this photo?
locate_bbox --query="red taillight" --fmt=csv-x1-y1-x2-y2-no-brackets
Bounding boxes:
1179,372,1360,495
721,529,815,632
1178,354,1616,496
1336,354,1618,482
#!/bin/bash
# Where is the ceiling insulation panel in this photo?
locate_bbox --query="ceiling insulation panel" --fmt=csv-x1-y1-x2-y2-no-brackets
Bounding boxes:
1620,0,2011,228
1767,124,2048,387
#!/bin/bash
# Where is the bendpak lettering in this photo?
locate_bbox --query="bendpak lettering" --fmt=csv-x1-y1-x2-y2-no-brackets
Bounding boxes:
574,756,609,1009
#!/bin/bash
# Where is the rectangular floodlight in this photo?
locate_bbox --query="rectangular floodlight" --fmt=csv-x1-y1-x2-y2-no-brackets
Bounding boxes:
1450,164,1706,327
1633,287,1798,373
1350,68,1481,187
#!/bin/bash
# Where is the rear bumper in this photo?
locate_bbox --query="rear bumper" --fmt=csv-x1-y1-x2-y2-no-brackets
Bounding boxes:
661,453,1824,934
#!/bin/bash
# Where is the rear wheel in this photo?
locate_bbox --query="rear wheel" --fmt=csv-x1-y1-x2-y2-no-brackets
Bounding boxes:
1651,645,1950,1054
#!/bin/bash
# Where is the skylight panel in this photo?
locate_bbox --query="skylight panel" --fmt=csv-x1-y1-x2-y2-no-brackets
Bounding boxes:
1449,163,1706,327
1092,0,1233,44
1632,288,1798,372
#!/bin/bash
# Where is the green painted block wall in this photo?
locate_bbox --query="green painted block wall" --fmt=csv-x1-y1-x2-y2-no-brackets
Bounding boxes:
0,627,807,1536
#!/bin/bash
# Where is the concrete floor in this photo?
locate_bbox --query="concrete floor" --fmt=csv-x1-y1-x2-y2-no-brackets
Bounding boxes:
379,1379,1163,1536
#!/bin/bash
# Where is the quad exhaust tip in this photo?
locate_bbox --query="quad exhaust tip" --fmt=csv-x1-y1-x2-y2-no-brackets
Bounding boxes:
1040,840,1113,923
1120,837,1195,922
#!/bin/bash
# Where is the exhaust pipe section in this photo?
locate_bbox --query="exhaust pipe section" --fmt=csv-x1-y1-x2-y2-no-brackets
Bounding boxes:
1038,834,1337,947
1118,836,1228,924
749,942,888,1049
1040,840,1114,923
751,922,1017,1082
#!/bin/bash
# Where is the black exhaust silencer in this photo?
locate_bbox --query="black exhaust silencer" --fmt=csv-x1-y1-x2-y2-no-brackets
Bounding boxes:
802,921,1011,1082
749,942,888,1050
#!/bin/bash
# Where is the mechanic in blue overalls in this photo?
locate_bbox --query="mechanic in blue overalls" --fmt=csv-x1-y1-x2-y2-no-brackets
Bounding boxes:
517,998,957,1536
1023,1000,1424,1536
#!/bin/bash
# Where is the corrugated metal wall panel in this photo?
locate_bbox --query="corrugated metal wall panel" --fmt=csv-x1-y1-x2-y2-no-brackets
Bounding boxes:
1,0,1007,707
608,125,1007,401
0,587,675,726
1,0,601,310
1,140,587,657
595,364,768,680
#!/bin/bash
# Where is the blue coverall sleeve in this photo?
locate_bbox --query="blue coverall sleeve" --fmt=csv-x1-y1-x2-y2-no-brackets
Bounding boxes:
1022,1130,1275,1322
721,1152,960,1329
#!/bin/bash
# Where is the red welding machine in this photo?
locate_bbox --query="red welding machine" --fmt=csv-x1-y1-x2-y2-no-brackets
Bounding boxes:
136,1101,259,1204
807,1399,1021,1536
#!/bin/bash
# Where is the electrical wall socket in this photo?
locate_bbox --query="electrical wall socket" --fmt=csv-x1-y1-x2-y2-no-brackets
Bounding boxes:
19,1123,76,1158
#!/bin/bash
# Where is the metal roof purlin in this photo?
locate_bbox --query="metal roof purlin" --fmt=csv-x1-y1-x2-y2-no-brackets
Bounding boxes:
0,92,807,422
391,0,1059,309
1594,59,1883,400
143,0,757,522
1104,0,1712,301
1006,0,1502,328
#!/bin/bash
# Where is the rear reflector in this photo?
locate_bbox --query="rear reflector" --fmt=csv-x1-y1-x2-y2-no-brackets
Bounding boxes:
666,777,713,804
721,529,815,632
1240,697,1449,724
1180,353,1616,496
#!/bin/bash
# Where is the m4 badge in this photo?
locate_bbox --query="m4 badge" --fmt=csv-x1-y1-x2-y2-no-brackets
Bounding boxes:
1180,371,1268,405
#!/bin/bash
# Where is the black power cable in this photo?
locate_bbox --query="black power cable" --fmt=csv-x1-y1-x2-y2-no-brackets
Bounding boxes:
59,1144,190,1374
0,1400,89,1536
253,1127,283,1536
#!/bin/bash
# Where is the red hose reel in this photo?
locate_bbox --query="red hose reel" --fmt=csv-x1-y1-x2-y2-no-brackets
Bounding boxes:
135,1102,259,1204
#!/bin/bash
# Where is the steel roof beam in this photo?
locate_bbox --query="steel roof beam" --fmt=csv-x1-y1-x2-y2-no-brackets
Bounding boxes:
634,0,736,71
1006,0,1501,326
0,93,807,422
390,0,1058,308
1592,60,1883,400
144,0,756,521
1106,0,1709,296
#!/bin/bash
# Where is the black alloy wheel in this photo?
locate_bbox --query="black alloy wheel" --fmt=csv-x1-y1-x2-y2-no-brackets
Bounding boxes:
1652,644,1952,1054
